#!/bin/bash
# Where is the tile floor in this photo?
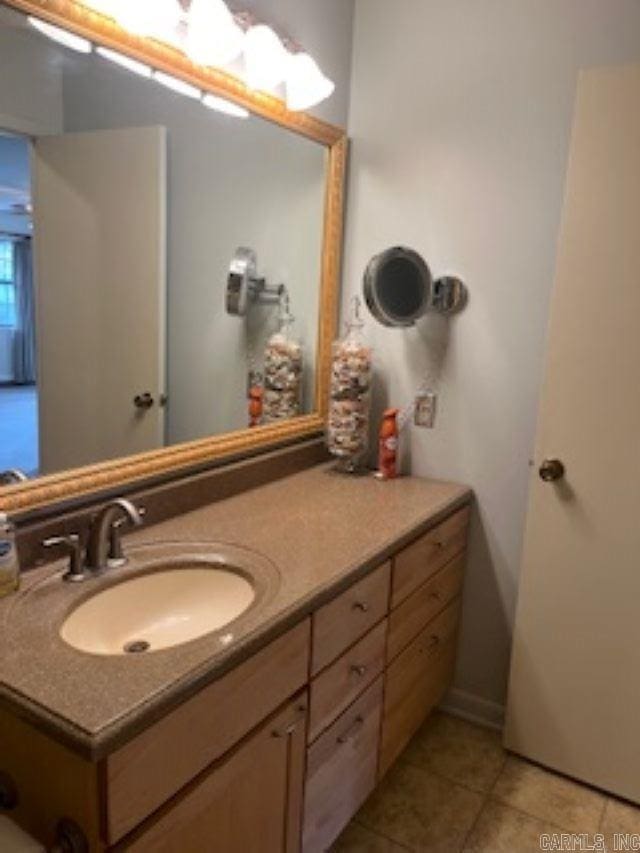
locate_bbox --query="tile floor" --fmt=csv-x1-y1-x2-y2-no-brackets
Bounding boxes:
332,711,640,852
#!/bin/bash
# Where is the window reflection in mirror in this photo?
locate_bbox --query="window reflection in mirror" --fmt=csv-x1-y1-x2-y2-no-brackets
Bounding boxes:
0,4,326,479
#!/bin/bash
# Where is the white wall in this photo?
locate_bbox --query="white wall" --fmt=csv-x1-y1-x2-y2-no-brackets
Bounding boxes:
344,0,640,716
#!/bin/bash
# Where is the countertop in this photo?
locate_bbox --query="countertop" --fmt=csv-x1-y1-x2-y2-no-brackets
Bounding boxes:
0,464,471,760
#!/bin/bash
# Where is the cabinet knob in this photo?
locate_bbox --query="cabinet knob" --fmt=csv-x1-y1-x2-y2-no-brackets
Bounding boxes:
352,601,369,613
271,704,307,739
350,664,367,678
337,715,364,745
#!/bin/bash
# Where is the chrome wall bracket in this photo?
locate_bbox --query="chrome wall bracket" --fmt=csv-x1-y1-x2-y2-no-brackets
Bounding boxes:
226,247,286,317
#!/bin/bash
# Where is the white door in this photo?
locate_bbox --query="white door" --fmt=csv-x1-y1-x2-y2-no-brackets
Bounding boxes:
32,127,166,474
505,64,640,801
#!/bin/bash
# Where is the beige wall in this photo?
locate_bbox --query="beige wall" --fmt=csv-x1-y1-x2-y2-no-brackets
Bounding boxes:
344,0,640,720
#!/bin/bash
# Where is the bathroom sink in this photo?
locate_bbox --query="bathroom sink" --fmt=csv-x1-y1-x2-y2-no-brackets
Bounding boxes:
59,542,278,656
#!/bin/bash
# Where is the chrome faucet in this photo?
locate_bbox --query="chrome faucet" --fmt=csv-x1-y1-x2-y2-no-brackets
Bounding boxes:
85,498,144,573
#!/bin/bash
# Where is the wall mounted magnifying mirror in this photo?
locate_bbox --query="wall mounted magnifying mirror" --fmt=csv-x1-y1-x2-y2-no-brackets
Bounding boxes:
226,247,285,317
363,246,467,327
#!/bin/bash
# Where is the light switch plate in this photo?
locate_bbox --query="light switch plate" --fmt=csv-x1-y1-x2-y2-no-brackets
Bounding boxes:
414,391,437,428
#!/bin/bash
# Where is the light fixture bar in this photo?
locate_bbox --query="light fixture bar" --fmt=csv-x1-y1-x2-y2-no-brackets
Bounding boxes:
96,47,152,78
153,71,201,99
27,16,92,53
202,94,249,119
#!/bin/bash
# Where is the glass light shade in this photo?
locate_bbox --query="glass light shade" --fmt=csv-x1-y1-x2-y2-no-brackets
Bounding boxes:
154,71,201,99
243,24,288,93
96,47,152,78
286,52,335,111
185,0,244,68
113,0,181,39
202,94,249,118
28,17,92,53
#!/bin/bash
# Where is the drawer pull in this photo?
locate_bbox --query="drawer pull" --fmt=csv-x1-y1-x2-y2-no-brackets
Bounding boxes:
271,704,307,739
350,664,368,678
433,540,444,550
352,601,370,613
428,590,442,601
337,715,364,745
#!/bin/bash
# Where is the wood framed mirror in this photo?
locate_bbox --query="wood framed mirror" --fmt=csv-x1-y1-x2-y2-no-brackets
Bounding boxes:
0,0,346,515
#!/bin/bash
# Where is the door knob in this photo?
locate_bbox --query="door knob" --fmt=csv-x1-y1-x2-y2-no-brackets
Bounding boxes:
539,458,565,482
133,392,154,410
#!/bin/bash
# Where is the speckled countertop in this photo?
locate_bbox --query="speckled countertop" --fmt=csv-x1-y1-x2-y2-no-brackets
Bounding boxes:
0,464,471,760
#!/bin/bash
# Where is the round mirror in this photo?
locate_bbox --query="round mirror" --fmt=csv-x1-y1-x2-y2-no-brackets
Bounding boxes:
363,246,433,327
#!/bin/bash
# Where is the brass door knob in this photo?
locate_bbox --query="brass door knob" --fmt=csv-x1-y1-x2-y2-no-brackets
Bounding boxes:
539,459,565,482
134,392,155,410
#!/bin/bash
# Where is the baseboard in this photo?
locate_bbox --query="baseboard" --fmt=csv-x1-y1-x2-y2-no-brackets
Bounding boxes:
440,688,505,732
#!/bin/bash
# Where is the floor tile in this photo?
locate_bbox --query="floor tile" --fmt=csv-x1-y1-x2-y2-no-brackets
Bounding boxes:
332,821,408,852
600,796,640,852
403,711,506,793
357,760,484,853
463,799,562,853
492,756,605,833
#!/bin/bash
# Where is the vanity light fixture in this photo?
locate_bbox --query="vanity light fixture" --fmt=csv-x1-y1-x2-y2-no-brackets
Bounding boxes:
96,47,152,78
27,16,92,53
154,71,201,99
243,24,289,93
202,93,249,119
185,0,245,68
286,52,335,112
113,0,182,40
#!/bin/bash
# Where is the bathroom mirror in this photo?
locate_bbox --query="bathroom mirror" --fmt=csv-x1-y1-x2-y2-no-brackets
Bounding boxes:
0,0,346,514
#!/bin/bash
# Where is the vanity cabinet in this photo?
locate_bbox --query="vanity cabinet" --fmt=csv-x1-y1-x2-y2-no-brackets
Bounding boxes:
124,693,308,853
0,503,470,853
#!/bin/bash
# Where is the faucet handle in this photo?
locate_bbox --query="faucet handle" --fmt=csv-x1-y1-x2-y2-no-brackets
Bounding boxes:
107,505,146,568
43,534,86,583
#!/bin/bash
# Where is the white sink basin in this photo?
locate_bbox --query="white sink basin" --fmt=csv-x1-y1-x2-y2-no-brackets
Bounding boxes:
57,539,280,656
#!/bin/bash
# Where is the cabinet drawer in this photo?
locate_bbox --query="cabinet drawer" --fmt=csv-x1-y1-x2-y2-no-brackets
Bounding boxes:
391,506,469,607
106,619,311,844
309,620,387,742
126,693,308,853
388,552,465,662
379,599,460,778
311,561,390,675
303,677,383,853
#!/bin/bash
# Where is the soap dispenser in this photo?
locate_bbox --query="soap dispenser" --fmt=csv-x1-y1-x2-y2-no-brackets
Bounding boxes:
0,514,19,598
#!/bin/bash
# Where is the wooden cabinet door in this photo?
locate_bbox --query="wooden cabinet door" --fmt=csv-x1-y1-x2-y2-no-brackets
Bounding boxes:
125,694,308,853
380,600,460,778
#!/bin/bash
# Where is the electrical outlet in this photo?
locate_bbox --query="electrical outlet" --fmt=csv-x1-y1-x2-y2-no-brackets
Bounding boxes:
414,391,437,428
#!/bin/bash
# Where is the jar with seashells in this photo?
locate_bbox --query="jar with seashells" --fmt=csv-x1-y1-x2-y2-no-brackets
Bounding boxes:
327,296,372,471
263,293,303,423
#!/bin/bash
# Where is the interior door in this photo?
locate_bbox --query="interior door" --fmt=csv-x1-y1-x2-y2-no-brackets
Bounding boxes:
505,64,640,801
32,126,166,474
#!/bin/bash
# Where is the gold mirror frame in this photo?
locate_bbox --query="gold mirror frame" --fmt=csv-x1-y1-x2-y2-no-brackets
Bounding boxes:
0,0,346,515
